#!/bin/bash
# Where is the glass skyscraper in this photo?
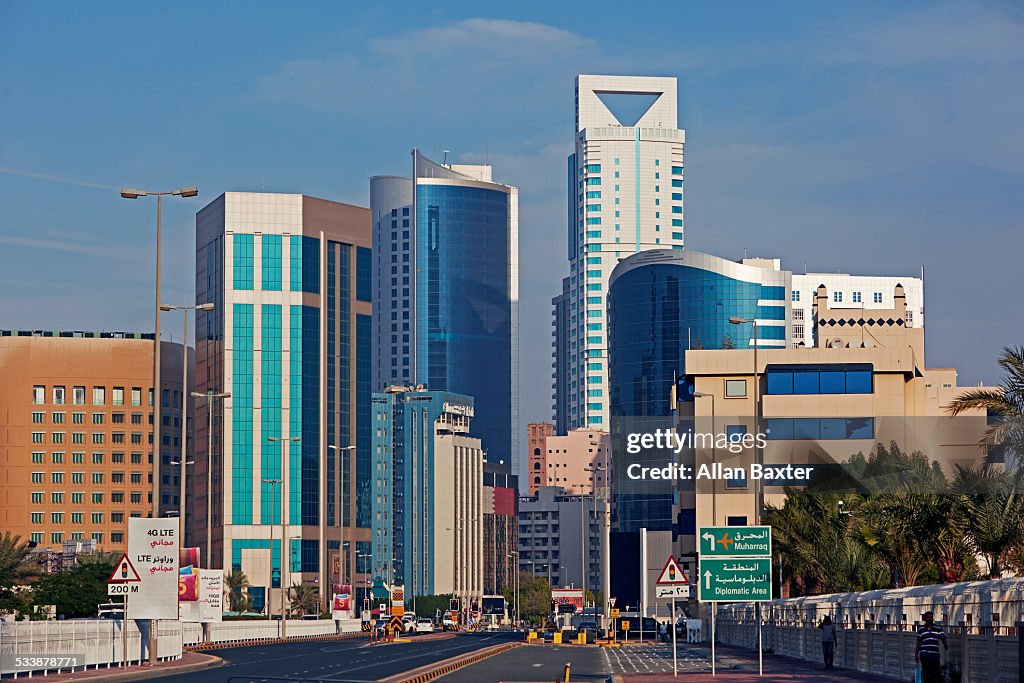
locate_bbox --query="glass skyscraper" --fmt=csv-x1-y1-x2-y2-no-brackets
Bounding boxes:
370,151,519,469
606,249,792,532
194,192,373,613
554,75,686,433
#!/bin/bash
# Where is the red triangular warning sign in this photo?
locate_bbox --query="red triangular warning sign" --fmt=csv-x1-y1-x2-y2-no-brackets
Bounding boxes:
108,553,142,583
655,556,688,585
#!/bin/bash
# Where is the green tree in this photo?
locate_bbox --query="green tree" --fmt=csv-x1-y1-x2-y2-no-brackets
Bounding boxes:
287,583,319,616
504,572,552,625
0,533,32,615
951,465,1024,578
408,593,455,618
945,345,1024,468
225,570,251,612
32,555,116,618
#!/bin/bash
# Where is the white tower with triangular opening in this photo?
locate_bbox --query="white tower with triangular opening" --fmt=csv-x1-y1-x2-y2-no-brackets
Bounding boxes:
553,75,685,433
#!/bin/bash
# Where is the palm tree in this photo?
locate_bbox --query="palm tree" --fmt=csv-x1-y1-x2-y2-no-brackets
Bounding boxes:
0,532,32,587
950,466,1024,578
945,345,1024,469
224,569,251,612
287,583,319,617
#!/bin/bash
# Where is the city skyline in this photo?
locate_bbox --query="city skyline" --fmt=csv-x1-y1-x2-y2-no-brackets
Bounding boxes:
2,3,1022,451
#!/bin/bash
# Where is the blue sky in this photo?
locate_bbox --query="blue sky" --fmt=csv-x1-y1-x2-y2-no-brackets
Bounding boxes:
1,1,1022,441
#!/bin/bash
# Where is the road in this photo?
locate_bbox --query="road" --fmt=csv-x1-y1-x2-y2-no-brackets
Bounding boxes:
438,644,609,682
157,632,520,683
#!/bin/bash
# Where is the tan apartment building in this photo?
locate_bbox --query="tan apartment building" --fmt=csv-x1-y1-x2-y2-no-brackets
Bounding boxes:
0,331,191,554
527,423,610,496
527,422,554,494
678,283,987,539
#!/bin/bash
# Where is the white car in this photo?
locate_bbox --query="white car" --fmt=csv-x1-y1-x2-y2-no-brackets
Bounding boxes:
416,618,435,634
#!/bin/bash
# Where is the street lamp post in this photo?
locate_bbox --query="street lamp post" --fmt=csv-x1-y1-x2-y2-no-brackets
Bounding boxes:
583,464,605,617
261,477,282,623
161,303,214,548
267,436,300,637
728,317,760,525
508,551,520,628
191,390,230,569
120,185,197,666
325,444,356,613
120,185,198,522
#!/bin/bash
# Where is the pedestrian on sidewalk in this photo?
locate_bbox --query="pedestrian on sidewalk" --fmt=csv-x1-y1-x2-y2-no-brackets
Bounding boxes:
915,611,948,683
819,614,838,669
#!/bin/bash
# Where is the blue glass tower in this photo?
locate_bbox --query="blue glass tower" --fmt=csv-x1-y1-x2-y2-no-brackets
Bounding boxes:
607,250,791,532
370,152,519,469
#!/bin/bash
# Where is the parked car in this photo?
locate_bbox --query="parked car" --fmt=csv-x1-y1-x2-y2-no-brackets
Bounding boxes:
442,617,458,631
416,618,435,634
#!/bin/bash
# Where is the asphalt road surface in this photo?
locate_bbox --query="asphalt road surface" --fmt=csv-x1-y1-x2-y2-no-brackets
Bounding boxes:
438,644,609,682
157,632,521,683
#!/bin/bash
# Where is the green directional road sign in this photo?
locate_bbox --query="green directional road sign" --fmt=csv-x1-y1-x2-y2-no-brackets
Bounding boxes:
698,526,771,558
698,558,773,602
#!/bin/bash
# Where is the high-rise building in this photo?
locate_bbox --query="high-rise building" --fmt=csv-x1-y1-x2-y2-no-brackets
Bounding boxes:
370,152,519,468
607,250,791,533
0,331,190,553
555,75,686,432
370,386,484,601
518,486,603,592
483,460,518,596
527,427,610,496
194,192,372,615
790,273,924,348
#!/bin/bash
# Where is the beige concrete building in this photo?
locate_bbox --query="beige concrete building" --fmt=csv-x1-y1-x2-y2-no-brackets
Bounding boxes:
527,422,554,495
543,429,610,496
679,283,987,542
0,331,190,554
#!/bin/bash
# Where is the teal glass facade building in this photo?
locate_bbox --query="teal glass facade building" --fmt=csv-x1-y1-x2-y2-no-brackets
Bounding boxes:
606,249,791,533
195,193,373,613
370,152,519,469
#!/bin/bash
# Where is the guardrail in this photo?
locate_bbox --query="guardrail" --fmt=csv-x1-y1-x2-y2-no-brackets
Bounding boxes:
0,618,364,678
713,616,1020,683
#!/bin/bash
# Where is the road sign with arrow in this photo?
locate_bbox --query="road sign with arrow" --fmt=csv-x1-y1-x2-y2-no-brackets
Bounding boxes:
699,525,771,558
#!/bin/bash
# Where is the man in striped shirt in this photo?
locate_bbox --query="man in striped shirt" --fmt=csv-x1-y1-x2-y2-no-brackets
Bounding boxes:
915,611,948,683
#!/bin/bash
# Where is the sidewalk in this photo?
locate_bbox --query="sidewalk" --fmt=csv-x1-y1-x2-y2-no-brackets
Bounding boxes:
612,642,899,683
6,652,222,682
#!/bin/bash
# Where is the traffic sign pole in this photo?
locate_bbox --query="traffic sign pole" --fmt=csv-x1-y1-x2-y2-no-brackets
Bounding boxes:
671,596,677,677
711,601,716,677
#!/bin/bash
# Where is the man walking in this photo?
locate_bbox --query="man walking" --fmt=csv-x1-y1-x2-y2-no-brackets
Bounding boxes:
915,611,948,683
819,614,838,669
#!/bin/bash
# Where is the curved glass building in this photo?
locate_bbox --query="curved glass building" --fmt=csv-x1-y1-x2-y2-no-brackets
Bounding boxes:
607,249,791,531
370,151,519,466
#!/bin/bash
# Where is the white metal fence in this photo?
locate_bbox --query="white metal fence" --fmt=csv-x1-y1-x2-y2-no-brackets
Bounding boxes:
0,618,363,677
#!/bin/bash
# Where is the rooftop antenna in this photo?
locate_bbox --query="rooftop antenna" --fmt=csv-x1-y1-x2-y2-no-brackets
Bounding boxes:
743,248,748,259
442,149,450,166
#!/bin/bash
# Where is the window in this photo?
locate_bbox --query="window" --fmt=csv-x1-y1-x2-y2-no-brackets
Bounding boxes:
92,512,104,524
71,512,83,524
766,364,873,395
31,452,43,463
93,473,105,484
53,386,65,405
32,411,44,424
31,512,43,524
792,290,800,302
51,492,63,504
726,516,748,526
73,386,86,405
130,473,142,484
31,432,44,444
92,433,104,445
234,233,254,289
52,432,64,444
724,379,747,398
31,471,43,484
51,472,63,484
72,492,83,504
92,493,103,504
51,533,63,544
72,472,83,484
112,492,125,503
873,292,883,303
72,412,84,424
93,387,105,405
833,291,843,303
92,453,103,464
32,385,45,404
112,512,124,523
112,433,125,444
51,512,63,524
51,452,63,464
92,532,103,544
72,452,83,463
111,532,124,544
130,492,142,504
72,432,84,444
672,166,683,175
853,291,862,303
112,413,125,424
92,412,104,425
766,417,874,440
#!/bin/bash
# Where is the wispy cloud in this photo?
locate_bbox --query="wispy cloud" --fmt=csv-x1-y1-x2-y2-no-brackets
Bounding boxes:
0,165,121,191
259,18,600,123
0,235,135,258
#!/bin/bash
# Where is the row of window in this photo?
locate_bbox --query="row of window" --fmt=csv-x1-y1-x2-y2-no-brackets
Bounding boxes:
30,432,150,445
792,290,886,304
32,385,151,406
765,364,873,395
30,511,128,524
29,531,121,545
30,490,148,504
